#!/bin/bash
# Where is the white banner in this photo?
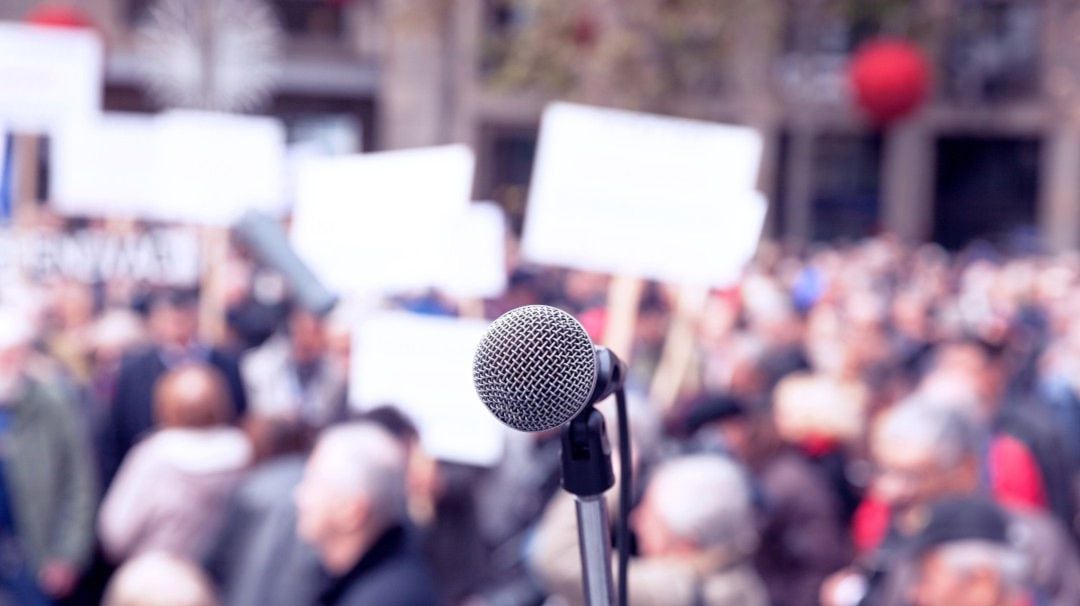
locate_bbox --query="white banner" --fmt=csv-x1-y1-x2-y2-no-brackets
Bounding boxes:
523,102,766,286
350,311,505,467
0,228,200,286
0,24,103,134
291,145,491,296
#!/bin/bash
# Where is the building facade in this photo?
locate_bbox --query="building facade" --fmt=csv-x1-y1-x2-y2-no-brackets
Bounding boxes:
3,0,1079,250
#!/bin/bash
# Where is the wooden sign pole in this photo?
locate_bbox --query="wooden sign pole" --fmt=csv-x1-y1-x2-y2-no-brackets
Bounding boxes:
648,285,709,414
602,275,644,366
12,133,41,227
198,226,229,347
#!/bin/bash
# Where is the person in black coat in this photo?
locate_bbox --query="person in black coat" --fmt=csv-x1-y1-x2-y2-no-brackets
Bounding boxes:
99,289,247,487
295,422,439,606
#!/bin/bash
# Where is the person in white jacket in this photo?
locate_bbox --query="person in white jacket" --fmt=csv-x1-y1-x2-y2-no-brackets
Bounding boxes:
99,364,253,563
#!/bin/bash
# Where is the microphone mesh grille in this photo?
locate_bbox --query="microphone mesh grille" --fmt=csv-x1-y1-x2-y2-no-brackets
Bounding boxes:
473,305,597,432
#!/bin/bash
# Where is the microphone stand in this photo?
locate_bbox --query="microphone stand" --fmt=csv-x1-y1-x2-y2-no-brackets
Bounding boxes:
561,406,616,606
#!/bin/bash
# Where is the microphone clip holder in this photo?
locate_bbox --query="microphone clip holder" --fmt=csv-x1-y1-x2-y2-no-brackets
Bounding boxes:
561,406,616,606
561,407,615,497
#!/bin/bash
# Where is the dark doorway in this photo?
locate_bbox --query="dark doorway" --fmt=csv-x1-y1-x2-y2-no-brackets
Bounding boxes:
933,136,1039,250
811,133,883,241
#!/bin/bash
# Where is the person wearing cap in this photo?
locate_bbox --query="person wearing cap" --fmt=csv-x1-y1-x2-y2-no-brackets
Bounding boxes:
0,307,97,604
910,498,1031,606
101,288,248,487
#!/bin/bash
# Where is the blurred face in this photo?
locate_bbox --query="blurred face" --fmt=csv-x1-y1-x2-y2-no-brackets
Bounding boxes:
717,418,751,461
0,345,26,401
872,439,975,524
914,551,1010,606
936,345,1001,408
294,446,367,547
630,489,695,557
289,312,327,365
54,283,94,330
150,304,198,349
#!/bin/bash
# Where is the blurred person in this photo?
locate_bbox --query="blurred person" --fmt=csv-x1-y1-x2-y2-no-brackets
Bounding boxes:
555,270,608,314
485,270,544,318
740,273,808,390
924,339,1077,532
361,406,489,605
772,372,867,519
822,404,1080,606
223,260,286,352
99,365,252,563
293,422,438,606
103,552,218,606
628,285,671,382
241,306,346,429
0,309,96,604
686,394,850,606
472,428,563,605
42,280,97,384
909,498,1030,606
530,454,767,606
82,309,146,454
205,419,318,606
101,289,248,486
1037,321,1080,467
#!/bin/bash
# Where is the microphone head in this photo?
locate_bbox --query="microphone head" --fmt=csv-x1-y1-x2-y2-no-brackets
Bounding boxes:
473,305,598,432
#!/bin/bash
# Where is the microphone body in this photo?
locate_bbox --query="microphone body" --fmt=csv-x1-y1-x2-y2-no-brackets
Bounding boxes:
473,305,626,606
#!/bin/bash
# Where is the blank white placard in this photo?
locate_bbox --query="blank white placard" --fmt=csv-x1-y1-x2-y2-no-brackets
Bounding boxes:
0,24,103,134
432,202,507,299
523,102,766,287
350,311,506,467
50,113,156,217
50,110,287,225
153,110,287,225
291,145,476,295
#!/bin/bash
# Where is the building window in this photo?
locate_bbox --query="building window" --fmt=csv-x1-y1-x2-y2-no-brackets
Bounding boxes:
479,125,537,234
127,0,345,40
941,1,1042,104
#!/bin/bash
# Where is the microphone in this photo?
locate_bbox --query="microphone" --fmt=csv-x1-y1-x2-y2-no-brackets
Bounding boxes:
472,305,627,432
473,305,629,606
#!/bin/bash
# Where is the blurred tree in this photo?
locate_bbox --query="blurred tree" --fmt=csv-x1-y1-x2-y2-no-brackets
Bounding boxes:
483,0,737,108
135,0,283,112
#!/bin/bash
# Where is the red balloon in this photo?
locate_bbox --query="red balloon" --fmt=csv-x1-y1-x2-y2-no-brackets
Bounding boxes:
849,38,929,125
25,4,94,29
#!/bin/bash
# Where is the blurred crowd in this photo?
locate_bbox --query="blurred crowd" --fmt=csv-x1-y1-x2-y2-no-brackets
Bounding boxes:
4,221,1080,606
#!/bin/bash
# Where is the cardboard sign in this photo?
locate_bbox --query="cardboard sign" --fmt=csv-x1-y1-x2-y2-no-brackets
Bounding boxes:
50,111,287,225
523,102,766,287
291,145,485,295
350,311,505,467
0,24,103,134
